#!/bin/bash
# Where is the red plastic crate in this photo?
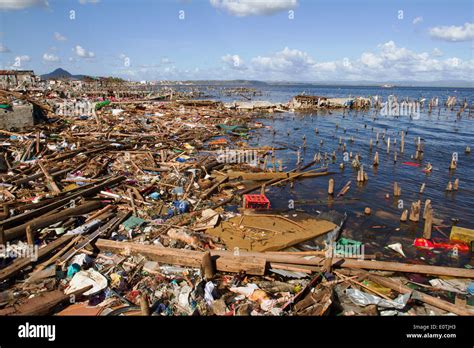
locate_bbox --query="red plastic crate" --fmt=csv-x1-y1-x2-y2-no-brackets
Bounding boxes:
243,194,270,210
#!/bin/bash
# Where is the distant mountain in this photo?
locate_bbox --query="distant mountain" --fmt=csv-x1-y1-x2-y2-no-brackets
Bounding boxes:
41,68,87,80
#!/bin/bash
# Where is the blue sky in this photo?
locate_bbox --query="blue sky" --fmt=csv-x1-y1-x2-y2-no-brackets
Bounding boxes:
0,0,473,82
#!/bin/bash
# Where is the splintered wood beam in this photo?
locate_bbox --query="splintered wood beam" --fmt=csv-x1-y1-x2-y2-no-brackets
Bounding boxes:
37,160,61,194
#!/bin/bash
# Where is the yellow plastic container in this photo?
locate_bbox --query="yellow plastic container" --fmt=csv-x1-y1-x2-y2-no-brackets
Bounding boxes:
450,226,474,244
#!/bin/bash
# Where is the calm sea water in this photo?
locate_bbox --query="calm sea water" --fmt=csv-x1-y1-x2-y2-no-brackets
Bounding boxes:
212,84,474,267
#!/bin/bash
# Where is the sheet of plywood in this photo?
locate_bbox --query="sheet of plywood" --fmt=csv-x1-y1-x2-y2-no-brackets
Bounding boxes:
206,213,336,252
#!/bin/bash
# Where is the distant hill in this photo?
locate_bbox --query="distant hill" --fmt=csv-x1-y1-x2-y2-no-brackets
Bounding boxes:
41,68,87,80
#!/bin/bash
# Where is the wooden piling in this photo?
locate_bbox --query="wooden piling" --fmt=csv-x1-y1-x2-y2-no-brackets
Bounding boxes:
423,208,433,239
400,209,408,222
328,178,334,195
449,158,456,170
409,201,421,222
400,131,405,153
373,152,379,166
393,182,401,196
446,181,453,191
423,199,431,219
453,178,459,191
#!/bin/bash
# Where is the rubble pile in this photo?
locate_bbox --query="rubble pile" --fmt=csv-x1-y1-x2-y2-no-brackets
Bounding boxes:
0,92,472,317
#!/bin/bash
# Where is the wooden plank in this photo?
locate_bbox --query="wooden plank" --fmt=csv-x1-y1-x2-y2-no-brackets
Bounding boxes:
4,200,104,241
209,250,474,278
215,255,265,276
38,160,61,194
95,239,266,275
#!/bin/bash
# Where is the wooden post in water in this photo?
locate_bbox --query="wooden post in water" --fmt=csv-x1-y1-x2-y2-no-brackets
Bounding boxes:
423,207,433,239
400,209,408,222
328,178,335,195
400,131,405,153
393,182,401,196
373,152,379,166
454,178,459,191
449,158,456,170
409,200,421,222
446,181,453,192
423,199,432,219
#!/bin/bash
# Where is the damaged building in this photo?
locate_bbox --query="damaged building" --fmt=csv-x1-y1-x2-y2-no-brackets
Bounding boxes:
0,70,37,89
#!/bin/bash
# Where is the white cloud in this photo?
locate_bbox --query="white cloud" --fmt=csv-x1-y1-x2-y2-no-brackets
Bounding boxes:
252,47,315,73
222,54,246,70
0,43,10,53
239,42,473,82
210,0,297,17
73,45,95,59
114,42,473,82
413,16,423,25
42,52,60,63
78,0,100,4
0,0,48,10
360,52,383,69
432,48,443,57
429,22,474,42
54,32,67,41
